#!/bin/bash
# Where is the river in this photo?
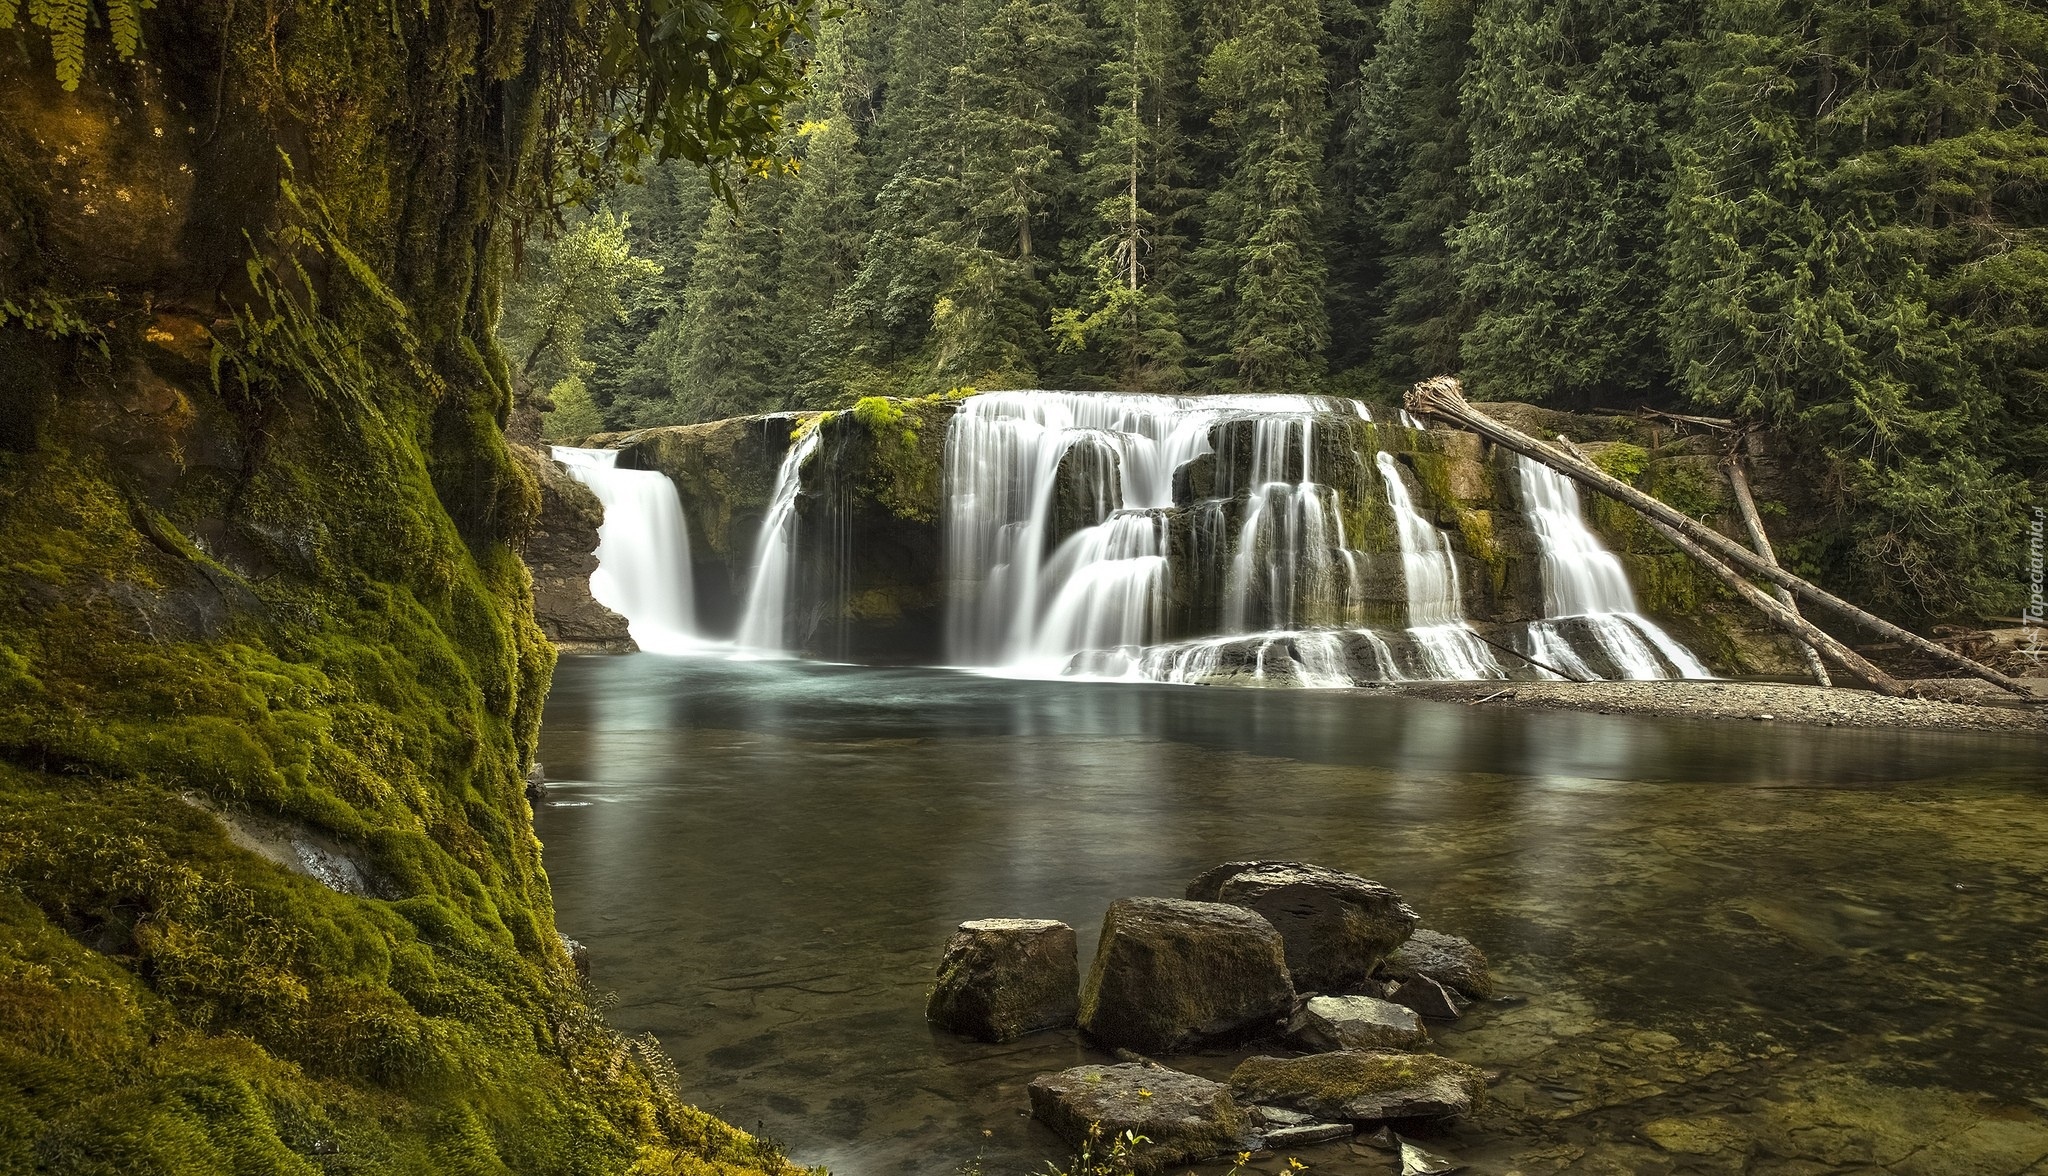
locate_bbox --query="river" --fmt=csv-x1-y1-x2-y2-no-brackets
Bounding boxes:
536,654,2048,1176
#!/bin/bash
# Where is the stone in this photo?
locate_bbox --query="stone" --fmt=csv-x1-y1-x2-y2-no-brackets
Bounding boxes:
1289,994,1430,1053
1379,929,1492,999
1400,1138,1464,1175
1079,897,1296,1055
1027,1063,1251,1172
515,445,637,653
524,761,547,802
1230,1051,1488,1123
925,918,1079,1043
1266,1122,1356,1148
559,934,590,982
1387,975,1465,1020
1186,861,1419,993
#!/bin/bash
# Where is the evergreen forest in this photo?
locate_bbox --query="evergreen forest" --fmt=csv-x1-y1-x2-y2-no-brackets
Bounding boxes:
504,0,2048,622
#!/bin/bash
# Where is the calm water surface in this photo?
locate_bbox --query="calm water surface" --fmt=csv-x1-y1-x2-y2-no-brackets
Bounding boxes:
535,655,2048,1176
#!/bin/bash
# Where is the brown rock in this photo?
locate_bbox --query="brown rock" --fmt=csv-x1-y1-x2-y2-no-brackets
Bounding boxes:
1230,1051,1487,1123
926,918,1079,1043
1079,897,1295,1055
1380,929,1493,999
1028,1063,1250,1172
1189,861,1419,992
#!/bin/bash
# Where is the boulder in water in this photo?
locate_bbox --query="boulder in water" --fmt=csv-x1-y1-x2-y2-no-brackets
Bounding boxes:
1028,1062,1251,1171
1288,994,1429,1052
1230,1050,1487,1123
1186,861,1419,992
926,918,1079,1042
1380,929,1493,999
1387,975,1465,1020
1079,897,1295,1054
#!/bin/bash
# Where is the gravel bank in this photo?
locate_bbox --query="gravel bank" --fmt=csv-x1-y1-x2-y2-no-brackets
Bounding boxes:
1397,679,2048,735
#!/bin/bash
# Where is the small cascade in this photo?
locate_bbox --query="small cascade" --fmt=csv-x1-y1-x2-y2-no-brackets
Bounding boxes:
1375,451,1504,679
735,425,824,654
1512,454,1712,679
551,446,702,653
1220,415,1356,633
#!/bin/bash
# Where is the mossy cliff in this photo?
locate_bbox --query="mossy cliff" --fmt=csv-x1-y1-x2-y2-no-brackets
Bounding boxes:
0,8,798,1176
595,395,955,657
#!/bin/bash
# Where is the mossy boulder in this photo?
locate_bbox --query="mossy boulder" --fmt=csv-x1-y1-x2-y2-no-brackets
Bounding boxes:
1187,862,1420,993
926,918,1079,1043
1028,1063,1252,1172
1229,1051,1488,1122
1079,897,1296,1055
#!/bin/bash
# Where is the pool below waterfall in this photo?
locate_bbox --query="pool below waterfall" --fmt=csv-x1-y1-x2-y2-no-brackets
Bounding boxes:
535,654,2048,1176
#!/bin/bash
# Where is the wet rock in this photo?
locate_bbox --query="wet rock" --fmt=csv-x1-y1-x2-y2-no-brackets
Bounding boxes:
1400,1138,1464,1175
1027,1063,1251,1171
559,934,590,982
1289,994,1429,1052
515,444,636,652
1387,975,1465,1020
926,918,1079,1043
1079,897,1295,1055
1230,1051,1487,1123
1266,1122,1356,1147
1380,929,1492,999
1187,861,1419,992
524,761,547,802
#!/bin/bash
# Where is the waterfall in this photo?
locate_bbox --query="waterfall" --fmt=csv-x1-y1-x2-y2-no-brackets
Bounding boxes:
551,446,701,654
1512,454,1712,679
1375,451,1504,679
735,425,824,654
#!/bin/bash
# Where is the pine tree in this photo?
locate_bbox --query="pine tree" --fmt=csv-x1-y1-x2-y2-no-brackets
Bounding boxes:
583,160,716,427
669,179,796,421
1344,0,1476,386
1453,0,1685,407
1049,0,1196,389
1665,0,2048,618
1188,0,1332,391
777,19,877,402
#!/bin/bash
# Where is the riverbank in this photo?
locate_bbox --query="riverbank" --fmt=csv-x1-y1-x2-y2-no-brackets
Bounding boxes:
1398,678,2048,734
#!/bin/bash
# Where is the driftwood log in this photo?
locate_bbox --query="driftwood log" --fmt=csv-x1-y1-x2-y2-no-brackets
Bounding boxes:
1407,376,2036,700
1725,458,1832,687
1547,440,1903,696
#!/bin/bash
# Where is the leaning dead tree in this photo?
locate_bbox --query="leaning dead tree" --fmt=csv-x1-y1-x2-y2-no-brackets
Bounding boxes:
1725,457,1831,687
1407,376,2038,700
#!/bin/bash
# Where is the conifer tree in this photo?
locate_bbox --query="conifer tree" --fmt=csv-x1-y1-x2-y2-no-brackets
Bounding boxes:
670,179,796,421
1454,0,1685,407
1050,0,1195,388
1665,0,2048,618
777,19,876,401
1344,0,1475,386
1188,0,1332,391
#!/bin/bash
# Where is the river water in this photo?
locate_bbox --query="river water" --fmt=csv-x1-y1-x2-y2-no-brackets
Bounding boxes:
535,654,2048,1176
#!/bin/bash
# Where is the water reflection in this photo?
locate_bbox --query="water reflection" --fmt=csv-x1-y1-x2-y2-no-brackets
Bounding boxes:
536,655,2048,1176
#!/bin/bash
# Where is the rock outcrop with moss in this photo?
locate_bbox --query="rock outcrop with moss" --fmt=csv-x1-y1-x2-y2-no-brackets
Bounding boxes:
516,445,636,653
0,8,797,1174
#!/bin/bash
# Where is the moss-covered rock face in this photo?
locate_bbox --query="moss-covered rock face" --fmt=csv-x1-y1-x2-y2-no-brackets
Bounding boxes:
0,10,797,1176
600,396,956,658
516,445,636,654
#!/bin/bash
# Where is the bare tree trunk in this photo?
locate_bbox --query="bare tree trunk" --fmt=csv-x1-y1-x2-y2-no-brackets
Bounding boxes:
1725,457,1831,686
1407,376,2037,699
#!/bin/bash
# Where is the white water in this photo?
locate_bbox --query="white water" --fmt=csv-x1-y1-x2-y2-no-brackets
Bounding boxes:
1376,451,1505,680
735,426,824,655
551,446,703,654
1513,454,1712,679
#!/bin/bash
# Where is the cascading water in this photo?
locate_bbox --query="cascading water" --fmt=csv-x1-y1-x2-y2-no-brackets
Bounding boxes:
551,446,702,654
1375,451,1504,680
735,425,824,654
1513,454,1712,679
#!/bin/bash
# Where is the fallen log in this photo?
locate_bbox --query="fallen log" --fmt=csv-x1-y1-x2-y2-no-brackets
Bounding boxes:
1548,439,1901,696
1725,457,1832,687
1407,376,2036,700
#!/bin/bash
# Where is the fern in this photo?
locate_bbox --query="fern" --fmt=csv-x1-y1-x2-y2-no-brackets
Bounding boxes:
8,0,154,91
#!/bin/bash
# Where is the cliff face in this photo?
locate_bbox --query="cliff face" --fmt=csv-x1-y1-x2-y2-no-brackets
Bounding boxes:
568,395,1809,675
0,10,790,1175
516,446,636,654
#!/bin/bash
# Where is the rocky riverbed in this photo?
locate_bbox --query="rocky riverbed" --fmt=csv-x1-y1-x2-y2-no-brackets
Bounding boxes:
1396,678,2048,734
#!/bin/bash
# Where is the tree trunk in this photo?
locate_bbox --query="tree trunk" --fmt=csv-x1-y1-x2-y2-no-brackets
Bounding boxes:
1407,376,2036,699
1725,457,1831,686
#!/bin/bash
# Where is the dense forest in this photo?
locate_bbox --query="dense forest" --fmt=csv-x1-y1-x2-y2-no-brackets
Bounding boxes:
503,0,2048,622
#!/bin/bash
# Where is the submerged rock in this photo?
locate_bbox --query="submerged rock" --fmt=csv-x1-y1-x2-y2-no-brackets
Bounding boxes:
1400,1138,1465,1175
1079,897,1295,1055
1387,975,1466,1020
1187,861,1419,992
925,918,1079,1043
1230,1051,1487,1123
1289,994,1430,1053
1380,929,1493,999
1028,1063,1251,1171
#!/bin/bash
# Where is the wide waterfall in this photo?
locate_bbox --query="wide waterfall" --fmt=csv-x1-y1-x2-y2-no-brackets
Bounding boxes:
552,446,702,653
1513,455,1712,680
735,425,824,654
